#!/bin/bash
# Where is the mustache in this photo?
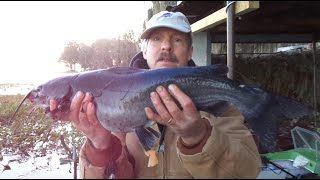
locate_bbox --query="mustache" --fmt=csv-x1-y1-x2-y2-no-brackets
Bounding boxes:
157,53,178,62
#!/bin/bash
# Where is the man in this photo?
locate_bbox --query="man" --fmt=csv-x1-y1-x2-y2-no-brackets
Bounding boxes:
50,11,262,178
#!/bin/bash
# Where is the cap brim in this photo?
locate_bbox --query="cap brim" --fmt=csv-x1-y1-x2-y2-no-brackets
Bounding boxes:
140,25,191,39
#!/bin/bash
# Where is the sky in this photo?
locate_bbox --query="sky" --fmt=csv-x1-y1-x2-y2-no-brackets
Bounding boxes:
0,1,152,84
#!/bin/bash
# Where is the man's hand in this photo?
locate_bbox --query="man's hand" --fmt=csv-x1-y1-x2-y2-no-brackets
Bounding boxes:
144,84,209,147
49,91,112,150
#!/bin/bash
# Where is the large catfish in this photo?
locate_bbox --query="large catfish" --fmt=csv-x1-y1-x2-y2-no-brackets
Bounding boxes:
10,64,315,153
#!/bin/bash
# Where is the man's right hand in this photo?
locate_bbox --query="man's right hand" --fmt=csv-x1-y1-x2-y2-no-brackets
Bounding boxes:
49,91,112,150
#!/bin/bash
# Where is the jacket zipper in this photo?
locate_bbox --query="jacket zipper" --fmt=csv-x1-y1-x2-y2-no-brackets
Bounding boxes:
163,132,167,179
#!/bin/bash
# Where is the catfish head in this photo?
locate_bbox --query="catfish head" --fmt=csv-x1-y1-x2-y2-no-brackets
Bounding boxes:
9,75,75,124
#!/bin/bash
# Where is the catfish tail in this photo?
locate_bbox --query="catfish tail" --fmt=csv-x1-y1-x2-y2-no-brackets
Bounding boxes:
271,95,315,120
249,93,316,153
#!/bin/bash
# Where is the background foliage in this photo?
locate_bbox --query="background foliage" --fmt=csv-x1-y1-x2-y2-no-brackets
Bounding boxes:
59,30,140,71
212,48,320,112
0,95,84,162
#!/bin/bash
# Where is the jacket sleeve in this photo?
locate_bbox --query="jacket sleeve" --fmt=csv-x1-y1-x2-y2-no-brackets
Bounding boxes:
176,105,262,179
79,135,136,179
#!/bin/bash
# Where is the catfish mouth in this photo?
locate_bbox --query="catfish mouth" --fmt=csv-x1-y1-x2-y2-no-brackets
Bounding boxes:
27,90,48,107
29,95,48,107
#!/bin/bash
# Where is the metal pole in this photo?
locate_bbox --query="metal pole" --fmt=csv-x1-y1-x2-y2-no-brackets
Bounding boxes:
73,144,77,179
312,34,318,128
227,1,235,79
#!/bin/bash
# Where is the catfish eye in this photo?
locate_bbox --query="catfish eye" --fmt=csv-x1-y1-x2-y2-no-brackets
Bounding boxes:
36,86,42,92
30,90,39,98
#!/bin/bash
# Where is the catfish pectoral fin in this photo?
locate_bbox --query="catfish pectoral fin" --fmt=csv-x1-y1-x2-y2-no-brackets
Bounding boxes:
135,127,160,167
135,127,158,151
157,124,166,152
146,127,160,138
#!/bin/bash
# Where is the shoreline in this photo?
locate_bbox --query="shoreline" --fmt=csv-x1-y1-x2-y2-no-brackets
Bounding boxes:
0,83,35,95
0,72,77,95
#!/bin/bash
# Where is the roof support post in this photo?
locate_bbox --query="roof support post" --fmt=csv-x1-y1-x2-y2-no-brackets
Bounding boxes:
227,1,235,79
312,33,318,127
192,32,211,66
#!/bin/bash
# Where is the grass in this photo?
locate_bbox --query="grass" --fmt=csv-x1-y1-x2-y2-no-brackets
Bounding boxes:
0,95,85,160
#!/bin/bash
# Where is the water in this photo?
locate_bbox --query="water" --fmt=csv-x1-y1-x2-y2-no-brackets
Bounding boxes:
0,72,77,95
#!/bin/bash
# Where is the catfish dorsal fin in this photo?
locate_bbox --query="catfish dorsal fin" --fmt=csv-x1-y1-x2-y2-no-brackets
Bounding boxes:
201,64,229,77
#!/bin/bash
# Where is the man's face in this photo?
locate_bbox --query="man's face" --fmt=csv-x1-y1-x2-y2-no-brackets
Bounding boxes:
143,28,193,69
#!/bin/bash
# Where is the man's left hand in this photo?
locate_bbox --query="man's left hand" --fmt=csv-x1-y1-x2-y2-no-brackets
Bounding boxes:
144,84,208,146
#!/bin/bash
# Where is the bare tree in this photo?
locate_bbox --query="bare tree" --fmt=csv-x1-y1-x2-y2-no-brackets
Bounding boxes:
59,41,79,71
